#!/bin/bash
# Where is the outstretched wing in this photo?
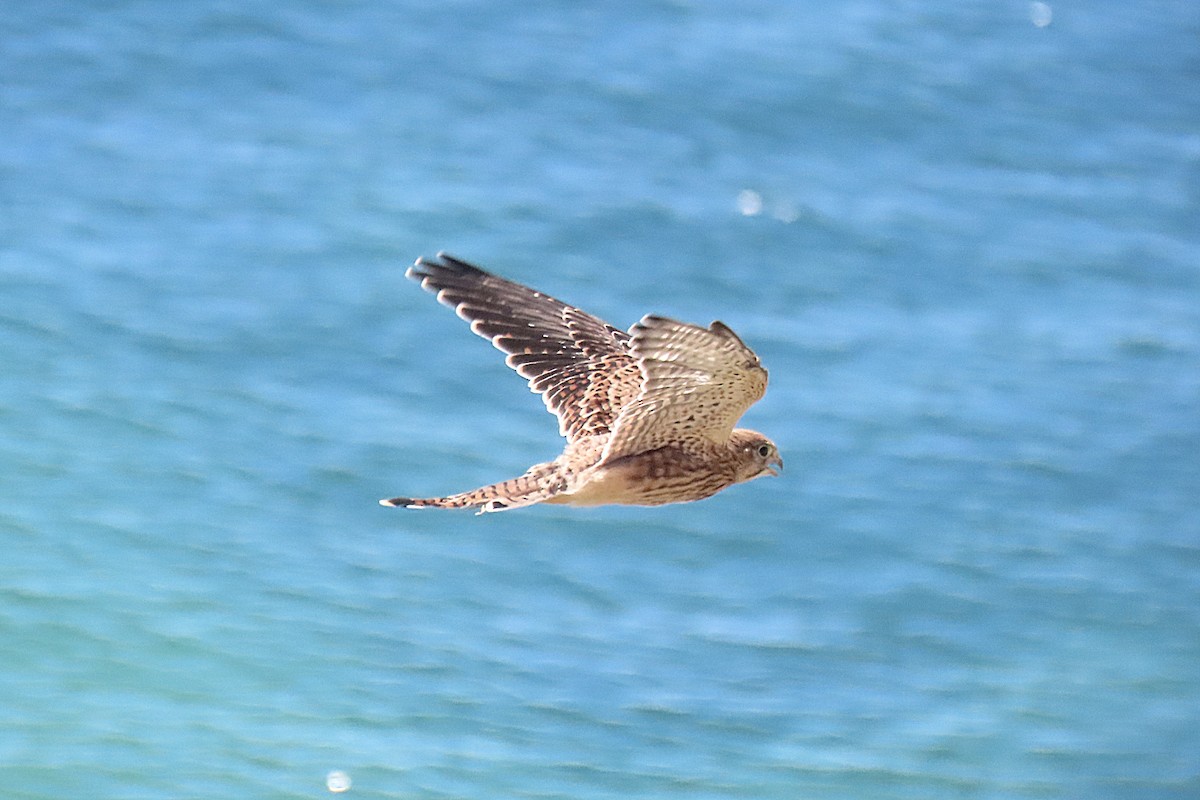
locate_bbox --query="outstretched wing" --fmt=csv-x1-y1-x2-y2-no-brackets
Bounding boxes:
407,253,643,442
602,315,768,460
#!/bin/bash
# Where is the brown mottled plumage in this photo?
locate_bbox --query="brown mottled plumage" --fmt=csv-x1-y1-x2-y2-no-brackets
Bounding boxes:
380,253,780,513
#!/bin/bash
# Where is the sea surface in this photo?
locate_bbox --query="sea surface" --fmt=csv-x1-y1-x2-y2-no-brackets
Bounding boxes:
3,1,1198,798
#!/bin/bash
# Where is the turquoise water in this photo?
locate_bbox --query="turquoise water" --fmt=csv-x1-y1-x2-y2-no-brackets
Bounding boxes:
3,1,1199,797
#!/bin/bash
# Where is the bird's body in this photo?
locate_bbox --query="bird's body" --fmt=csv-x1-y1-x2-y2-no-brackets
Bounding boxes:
380,254,780,513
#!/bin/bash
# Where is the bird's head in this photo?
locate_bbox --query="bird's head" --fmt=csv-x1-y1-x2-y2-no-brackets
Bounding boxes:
729,429,783,483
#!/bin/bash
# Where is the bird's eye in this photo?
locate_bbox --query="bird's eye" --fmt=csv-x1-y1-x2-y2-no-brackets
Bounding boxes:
757,444,771,458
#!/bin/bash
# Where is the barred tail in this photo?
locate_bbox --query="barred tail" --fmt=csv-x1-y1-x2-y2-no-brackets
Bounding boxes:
379,464,566,514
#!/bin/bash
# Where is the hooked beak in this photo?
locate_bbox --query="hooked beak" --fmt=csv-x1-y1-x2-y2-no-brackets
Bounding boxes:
765,453,783,477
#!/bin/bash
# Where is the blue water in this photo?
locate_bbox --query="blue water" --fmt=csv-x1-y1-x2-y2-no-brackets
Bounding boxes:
3,1,1198,797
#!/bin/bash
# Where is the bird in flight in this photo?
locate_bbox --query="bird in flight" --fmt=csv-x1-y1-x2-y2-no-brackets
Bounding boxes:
380,253,780,513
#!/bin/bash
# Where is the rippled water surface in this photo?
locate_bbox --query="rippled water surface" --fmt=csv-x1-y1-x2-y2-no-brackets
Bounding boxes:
3,2,1198,797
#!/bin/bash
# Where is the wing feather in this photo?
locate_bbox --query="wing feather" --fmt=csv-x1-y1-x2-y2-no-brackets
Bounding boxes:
602,315,768,460
407,253,641,441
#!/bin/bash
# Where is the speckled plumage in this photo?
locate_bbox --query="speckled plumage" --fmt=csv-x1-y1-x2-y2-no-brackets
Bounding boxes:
380,253,780,513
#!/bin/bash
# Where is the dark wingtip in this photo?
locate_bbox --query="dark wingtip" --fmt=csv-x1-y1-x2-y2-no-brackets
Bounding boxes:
631,314,670,334
405,257,429,283
406,252,488,285
433,252,472,267
709,319,751,348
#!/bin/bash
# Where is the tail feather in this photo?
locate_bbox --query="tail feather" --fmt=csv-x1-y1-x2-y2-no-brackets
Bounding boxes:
380,464,567,514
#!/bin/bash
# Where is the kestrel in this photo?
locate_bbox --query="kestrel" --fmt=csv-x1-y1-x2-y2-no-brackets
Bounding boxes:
380,253,781,513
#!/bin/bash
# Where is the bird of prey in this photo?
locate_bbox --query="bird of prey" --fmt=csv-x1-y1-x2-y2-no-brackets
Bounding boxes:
380,253,780,513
